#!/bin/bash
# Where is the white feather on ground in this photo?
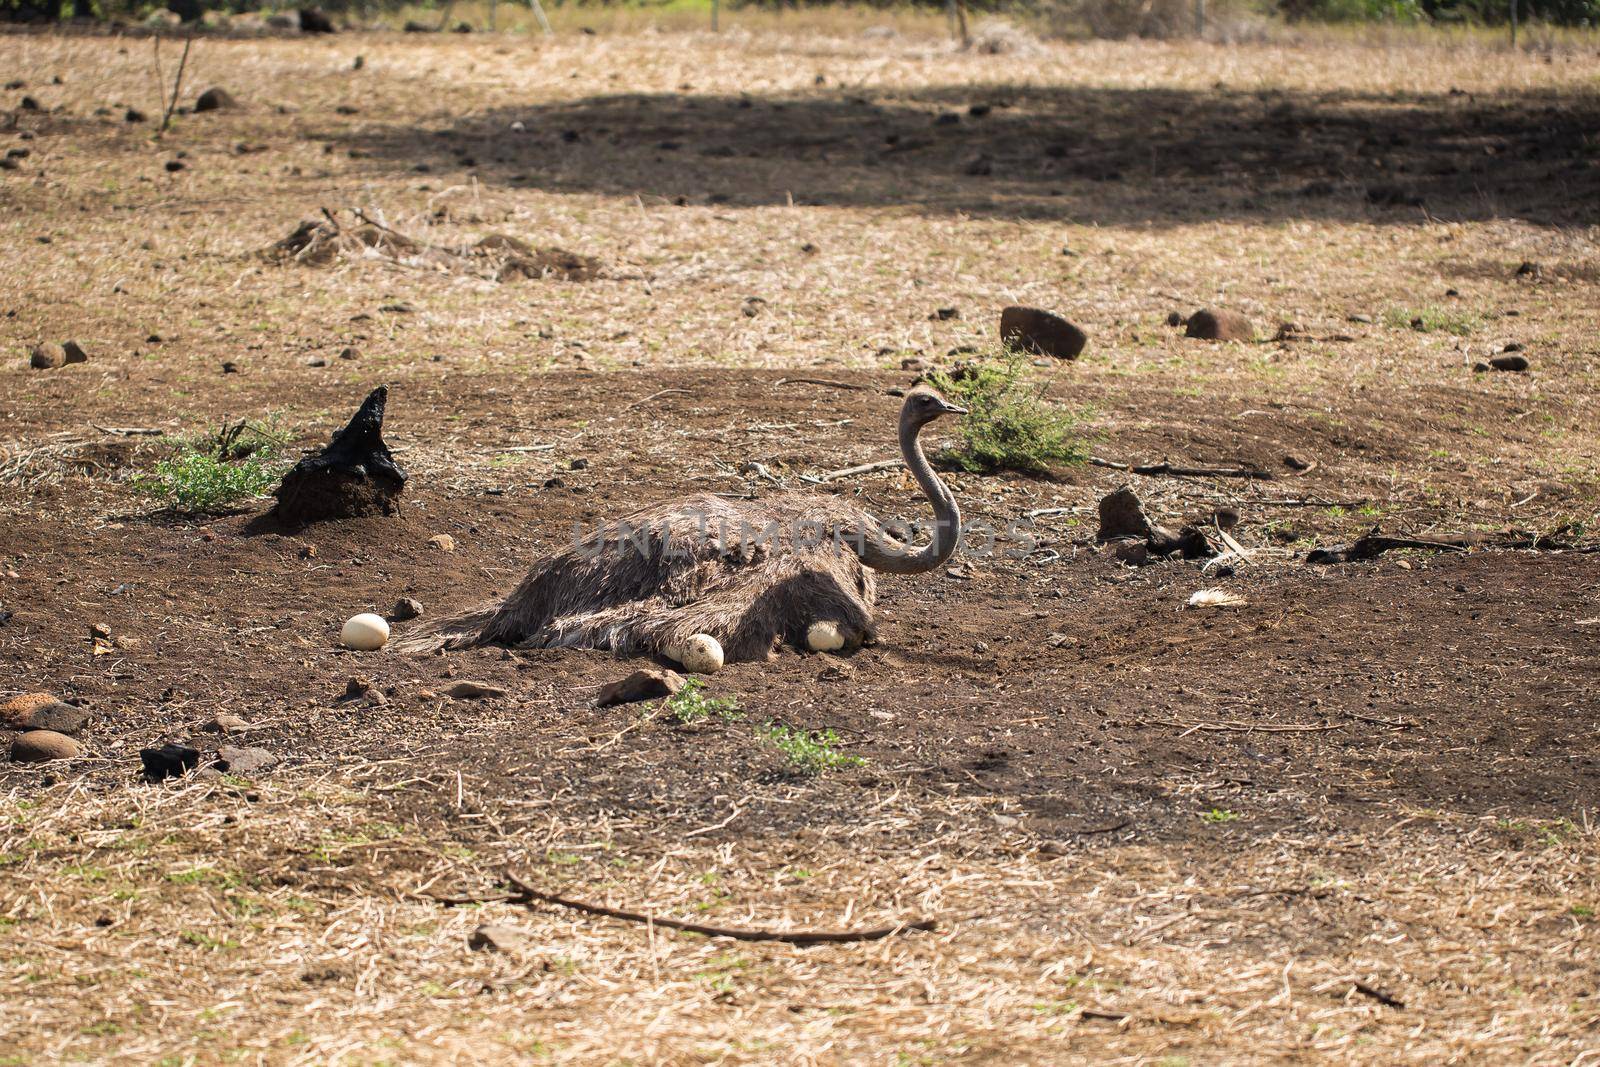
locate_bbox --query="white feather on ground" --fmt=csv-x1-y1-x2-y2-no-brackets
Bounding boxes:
1187,588,1249,609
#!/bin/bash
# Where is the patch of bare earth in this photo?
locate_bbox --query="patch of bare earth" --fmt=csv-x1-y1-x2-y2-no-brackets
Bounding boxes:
1,23,1598,1065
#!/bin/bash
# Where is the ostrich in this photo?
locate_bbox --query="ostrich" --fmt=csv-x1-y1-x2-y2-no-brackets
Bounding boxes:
395,388,967,662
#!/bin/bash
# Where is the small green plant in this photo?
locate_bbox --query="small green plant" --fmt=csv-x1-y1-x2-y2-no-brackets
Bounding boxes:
137,420,287,513
762,723,863,774
1201,808,1240,823
1385,306,1478,336
924,352,1088,475
662,679,742,725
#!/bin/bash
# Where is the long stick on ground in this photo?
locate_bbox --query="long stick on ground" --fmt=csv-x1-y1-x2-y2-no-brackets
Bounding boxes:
159,36,193,136
504,871,936,945
1090,457,1272,480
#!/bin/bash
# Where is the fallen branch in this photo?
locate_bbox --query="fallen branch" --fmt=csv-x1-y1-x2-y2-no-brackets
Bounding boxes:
805,458,901,483
503,871,935,945
626,388,693,409
1089,457,1272,481
775,377,868,391
1353,981,1405,1009
1151,719,1347,736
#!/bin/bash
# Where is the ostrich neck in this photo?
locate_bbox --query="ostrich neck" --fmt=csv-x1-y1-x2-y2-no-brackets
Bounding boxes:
854,415,962,575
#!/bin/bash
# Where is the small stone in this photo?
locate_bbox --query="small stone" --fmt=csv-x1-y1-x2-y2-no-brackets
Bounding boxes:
124,107,146,123
11,731,83,763
443,681,508,700
999,306,1087,360
1514,260,1541,278
1489,354,1529,372
469,923,532,952
19,96,40,111
1037,840,1070,859
569,457,589,471
165,159,187,173
1184,308,1255,342
1,693,65,730
1348,313,1374,324
140,742,200,780
932,307,960,321
428,534,456,552
202,713,251,734
89,622,112,642
595,669,685,708
344,675,372,699
1165,311,1185,327
60,341,89,364
221,361,239,374
215,746,280,775
29,343,66,369
338,346,359,360
390,597,424,621
194,87,236,112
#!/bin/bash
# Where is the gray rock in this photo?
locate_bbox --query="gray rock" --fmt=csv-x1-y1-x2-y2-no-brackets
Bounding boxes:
443,681,507,700
24,702,89,736
202,713,251,734
390,597,423,621
469,923,532,952
215,746,280,775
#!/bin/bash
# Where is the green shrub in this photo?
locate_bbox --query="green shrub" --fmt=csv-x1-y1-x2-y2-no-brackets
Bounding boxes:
924,353,1088,476
761,723,863,774
137,421,285,514
662,679,742,725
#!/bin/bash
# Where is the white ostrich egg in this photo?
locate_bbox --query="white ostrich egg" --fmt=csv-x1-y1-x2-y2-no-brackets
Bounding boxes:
680,633,724,674
340,612,390,651
806,621,846,652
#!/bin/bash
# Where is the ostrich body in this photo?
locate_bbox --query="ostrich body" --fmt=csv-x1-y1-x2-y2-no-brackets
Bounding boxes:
398,389,965,662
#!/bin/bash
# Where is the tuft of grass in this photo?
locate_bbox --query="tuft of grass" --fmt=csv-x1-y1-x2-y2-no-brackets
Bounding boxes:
762,723,864,774
1385,306,1479,336
924,353,1087,475
1201,808,1240,824
136,420,286,514
662,679,743,725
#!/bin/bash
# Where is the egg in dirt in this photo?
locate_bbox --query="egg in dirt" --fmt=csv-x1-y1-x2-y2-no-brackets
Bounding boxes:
679,633,724,674
340,613,390,651
806,620,846,652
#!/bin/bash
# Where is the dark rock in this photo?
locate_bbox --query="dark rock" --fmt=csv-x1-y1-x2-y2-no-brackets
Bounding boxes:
932,307,960,321
61,340,87,363
1500,341,1525,353
269,386,406,525
1165,311,1185,327
443,681,507,700
569,457,588,471
595,669,685,708
1514,261,1541,279
215,746,280,775
390,597,423,621
297,6,335,32
19,96,40,111
124,107,146,123
1109,540,1150,566
0,157,19,171
11,731,82,763
338,345,359,360
469,924,532,952
1489,354,1529,372
343,676,372,700
165,159,186,173
1185,309,1254,342
194,87,236,113
28,342,66,369
999,305,1087,360
1096,487,1154,542
1149,525,1213,560
141,742,200,780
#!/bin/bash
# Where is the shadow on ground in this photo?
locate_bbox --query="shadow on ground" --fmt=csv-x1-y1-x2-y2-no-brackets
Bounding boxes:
344,83,1600,225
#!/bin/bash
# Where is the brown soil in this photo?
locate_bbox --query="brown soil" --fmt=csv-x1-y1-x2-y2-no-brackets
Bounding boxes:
1,23,1598,1065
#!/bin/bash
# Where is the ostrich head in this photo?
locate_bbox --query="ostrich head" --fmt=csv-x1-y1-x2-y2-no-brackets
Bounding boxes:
902,387,968,428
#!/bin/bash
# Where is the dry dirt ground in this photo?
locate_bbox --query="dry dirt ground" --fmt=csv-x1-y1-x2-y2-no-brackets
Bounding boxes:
2,20,1599,1066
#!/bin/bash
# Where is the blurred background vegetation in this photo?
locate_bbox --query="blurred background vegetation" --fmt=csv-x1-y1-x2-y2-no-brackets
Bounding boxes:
3,0,1595,47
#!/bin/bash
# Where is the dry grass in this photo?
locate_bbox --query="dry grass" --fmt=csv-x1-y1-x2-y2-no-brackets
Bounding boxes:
2,22,1599,1065
3,773,1596,1064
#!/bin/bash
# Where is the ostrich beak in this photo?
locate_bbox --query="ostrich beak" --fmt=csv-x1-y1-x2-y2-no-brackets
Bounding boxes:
940,400,968,416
